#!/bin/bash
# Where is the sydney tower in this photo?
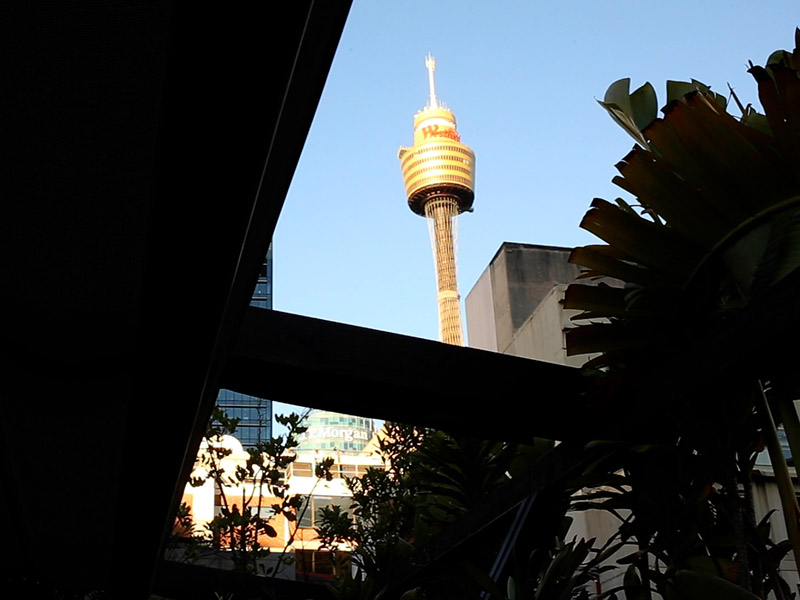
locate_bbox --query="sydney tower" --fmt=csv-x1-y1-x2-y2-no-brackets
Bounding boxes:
398,55,476,345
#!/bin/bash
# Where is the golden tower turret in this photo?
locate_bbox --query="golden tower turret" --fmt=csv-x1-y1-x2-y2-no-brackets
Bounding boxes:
398,54,475,346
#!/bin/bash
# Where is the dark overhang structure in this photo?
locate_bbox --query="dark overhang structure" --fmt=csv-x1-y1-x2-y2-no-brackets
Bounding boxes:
5,2,352,596
3,2,588,597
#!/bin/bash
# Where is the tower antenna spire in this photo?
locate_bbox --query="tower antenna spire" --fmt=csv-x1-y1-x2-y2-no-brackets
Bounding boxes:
425,53,438,109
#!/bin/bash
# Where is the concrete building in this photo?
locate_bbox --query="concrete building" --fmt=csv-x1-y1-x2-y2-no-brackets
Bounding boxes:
465,241,800,596
466,242,585,364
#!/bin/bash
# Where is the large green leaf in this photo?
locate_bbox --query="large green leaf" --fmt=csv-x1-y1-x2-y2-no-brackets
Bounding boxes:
599,78,650,148
604,78,635,116
666,79,726,109
629,82,658,132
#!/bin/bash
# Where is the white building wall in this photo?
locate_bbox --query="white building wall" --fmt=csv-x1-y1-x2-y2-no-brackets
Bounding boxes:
504,284,590,367
464,265,497,352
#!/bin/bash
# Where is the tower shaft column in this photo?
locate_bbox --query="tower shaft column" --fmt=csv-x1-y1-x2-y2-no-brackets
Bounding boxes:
425,196,464,346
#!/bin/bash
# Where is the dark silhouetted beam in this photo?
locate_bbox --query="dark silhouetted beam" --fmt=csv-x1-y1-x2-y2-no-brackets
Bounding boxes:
223,308,595,442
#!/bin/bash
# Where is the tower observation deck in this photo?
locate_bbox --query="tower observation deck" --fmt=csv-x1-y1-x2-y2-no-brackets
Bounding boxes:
398,55,475,346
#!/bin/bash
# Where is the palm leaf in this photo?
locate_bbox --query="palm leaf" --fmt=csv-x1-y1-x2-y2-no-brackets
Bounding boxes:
579,198,703,277
612,147,729,246
563,283,631,317
568,35,800,363
599,78,651,148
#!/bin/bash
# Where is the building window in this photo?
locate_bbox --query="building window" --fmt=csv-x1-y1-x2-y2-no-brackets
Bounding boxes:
338,464,356,477
298,495,351,529
291,462,313,477
295,550,348,578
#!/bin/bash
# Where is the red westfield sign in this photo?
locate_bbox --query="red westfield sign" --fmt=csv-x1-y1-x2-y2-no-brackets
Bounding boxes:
421,124,461,142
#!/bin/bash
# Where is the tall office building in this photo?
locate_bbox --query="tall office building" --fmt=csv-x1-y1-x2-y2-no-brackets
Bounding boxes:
398,55,476,346
216,244,273,448
295,410,376,455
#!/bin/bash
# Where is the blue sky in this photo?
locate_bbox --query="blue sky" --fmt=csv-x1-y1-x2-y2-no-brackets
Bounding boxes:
272,2,798,419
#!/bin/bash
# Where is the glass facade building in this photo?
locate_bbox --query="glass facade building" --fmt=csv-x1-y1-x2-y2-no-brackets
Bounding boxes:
250,244,273,309
216,244,273,449
295,410,375,454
